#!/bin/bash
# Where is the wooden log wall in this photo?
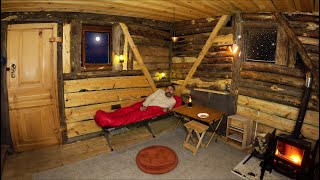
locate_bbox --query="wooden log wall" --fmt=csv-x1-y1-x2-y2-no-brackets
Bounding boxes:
64,76,152,139
1,12,171,142
237,13,319,142
127,23,171,87
171,17,234,99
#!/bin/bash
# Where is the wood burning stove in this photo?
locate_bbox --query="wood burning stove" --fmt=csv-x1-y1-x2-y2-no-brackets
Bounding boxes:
260,72,319,180
274,134,311,179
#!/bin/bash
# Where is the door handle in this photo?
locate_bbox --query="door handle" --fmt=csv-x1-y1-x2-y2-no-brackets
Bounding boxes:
10,64,16,78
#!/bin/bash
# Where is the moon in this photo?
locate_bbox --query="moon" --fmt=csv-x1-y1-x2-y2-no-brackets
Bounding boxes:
95,36,100,41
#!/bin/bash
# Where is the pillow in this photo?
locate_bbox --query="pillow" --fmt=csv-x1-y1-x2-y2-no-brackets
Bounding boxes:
173,95,183,109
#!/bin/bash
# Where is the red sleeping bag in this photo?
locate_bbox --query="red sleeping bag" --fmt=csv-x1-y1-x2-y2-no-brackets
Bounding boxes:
94,95,183,127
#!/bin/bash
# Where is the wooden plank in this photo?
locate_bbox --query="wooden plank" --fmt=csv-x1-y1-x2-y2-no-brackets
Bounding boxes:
120,23,156,91
123,36,128,70
64,88,152,108
275,26,289,66
177,15,230,95
237,105,319,141
67,120,102,138
238,95,319,127
64,76,149,93
65,98,143,123
62,23,71,73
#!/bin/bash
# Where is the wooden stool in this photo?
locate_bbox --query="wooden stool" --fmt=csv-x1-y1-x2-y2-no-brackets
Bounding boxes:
183,120,209,155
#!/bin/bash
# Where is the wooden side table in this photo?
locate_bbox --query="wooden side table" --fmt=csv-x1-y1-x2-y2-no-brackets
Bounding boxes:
172,104,224,148
226,114,253,150
183,120,209,155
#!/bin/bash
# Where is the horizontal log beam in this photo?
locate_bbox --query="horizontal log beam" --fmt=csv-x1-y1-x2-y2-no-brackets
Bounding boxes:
64,76,150,93
237,105,318,141
238,95,319,127
240,70,305,88
242,61,305,78
239,87,319,111
64,88,152,107
63,70,144,80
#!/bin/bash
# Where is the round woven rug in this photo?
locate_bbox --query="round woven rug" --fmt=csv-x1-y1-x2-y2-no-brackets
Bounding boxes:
136,145,178,174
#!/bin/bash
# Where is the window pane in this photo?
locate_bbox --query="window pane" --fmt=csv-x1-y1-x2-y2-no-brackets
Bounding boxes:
246,29,277,62
85,32,110,64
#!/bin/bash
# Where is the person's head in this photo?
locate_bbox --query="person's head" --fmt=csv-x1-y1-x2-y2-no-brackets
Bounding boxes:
165,85,175,97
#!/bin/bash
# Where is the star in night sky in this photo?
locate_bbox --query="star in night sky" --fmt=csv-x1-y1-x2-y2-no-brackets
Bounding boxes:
246,29,277,62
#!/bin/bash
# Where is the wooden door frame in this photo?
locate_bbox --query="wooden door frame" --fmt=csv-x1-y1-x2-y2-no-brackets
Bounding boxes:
7,23,62,146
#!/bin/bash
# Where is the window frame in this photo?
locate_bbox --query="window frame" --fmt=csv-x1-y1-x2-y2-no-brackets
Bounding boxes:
243,24,278,63
81,25,113,71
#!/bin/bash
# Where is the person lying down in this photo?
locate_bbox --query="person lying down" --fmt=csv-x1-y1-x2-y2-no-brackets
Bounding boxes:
94,85,183,127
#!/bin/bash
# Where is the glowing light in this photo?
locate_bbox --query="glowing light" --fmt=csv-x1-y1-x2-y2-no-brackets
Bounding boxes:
290,154,302,165
95,36,100,41
161,72,165,78
119,55,124,60
229,44,239,54
171,36,179,42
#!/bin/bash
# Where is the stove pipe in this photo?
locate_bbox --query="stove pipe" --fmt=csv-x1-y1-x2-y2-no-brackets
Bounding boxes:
292,72,313,139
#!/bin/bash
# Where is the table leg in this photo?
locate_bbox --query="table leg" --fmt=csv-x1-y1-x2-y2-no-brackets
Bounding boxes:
173,114,186,132
173,119,181,132
194,131,206,155
205,116,223,148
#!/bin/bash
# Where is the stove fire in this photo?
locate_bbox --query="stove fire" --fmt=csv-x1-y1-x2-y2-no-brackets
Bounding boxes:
275,141,304,166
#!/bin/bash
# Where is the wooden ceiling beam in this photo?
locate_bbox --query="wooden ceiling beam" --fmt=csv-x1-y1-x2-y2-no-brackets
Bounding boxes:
1,1,192,21
138,0,211,20
251,0,278,11
176,15,230,96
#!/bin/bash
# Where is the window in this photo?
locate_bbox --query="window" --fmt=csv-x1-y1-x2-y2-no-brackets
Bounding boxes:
81,25,112,70
245,29,277,62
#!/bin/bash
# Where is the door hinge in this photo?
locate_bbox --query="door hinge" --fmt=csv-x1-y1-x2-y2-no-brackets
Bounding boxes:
49,37,63,42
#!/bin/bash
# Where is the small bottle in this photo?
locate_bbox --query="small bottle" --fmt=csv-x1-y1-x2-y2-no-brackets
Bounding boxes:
187,96,192,108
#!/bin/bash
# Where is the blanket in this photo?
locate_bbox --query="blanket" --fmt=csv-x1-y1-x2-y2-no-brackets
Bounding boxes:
95,95,183,127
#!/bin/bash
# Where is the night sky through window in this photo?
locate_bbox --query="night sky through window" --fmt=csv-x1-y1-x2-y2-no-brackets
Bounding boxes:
246,29,277,62
85,32,110,64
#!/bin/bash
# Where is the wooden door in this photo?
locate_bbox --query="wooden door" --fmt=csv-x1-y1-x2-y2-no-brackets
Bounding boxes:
7,23,61,152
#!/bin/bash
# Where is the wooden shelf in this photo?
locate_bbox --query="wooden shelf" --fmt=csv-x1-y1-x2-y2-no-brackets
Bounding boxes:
226,114,253,150
227,134,243,142
228,125,244,133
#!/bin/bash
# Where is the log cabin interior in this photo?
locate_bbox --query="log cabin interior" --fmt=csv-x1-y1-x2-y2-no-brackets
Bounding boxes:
1,0,319,179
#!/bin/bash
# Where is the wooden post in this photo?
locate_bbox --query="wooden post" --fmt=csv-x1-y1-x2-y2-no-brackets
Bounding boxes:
119,23,157,92
62,23,71,73
275,26,289,66
70,19,81,73
177,15,230,95
273,12,319,99
230,13,243,114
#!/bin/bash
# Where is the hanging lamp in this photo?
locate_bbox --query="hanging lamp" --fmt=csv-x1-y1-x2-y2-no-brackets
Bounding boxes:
171,7,179,42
